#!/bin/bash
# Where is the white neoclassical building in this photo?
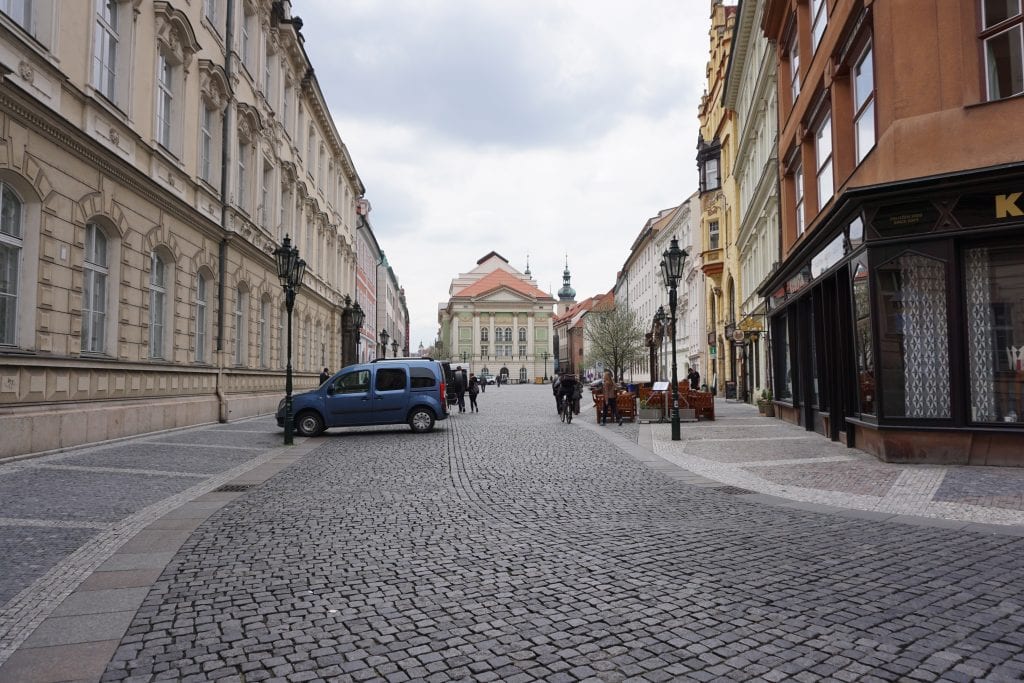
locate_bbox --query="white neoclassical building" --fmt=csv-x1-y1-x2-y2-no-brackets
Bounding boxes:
0,1,394,457
724,0,779,402
438,252,556,384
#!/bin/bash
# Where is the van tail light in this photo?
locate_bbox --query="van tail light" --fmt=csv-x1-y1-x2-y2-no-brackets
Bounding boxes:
439,381,447,413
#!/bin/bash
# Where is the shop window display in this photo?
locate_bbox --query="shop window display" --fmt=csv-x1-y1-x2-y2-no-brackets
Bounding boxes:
851,259,875,415
773,314,793,400
876,253,950,419
966,246,1024,423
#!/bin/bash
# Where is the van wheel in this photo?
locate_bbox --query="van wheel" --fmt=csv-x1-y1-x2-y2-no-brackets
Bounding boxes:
295,410,325,437
408,407,435,433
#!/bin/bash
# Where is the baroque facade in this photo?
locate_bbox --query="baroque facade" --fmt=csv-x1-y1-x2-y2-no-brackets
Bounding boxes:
0,1,391,458
438,252,556,384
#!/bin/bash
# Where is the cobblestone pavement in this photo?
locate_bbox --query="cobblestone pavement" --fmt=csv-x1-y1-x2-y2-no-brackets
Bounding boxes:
3,386,1024,682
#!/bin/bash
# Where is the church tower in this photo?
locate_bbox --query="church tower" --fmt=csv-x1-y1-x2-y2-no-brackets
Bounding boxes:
557,257,577,315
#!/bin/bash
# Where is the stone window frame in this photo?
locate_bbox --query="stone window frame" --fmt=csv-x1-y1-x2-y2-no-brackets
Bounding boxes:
148,248,174,359
980,0,1024,100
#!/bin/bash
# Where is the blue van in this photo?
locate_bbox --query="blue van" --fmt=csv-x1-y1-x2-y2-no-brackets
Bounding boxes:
276,358,449,436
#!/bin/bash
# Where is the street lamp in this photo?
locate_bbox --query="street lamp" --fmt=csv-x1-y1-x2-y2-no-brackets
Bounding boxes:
274,235,307,445
379,329,389,358
660,236,688,441
351,302,365,363
391,339,399,357
654,306,666,383
542,351,549,381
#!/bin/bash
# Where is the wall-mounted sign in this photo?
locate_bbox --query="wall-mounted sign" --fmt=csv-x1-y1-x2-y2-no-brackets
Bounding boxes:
707,332,716,346
709,345,717,358
732,329,745,343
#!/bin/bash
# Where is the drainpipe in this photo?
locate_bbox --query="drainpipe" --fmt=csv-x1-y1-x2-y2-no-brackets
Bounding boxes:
215,0,236,422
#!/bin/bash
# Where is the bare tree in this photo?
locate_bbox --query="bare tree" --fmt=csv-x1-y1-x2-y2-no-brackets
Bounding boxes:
584,306,646,382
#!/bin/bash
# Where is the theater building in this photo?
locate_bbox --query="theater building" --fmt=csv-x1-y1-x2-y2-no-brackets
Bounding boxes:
760,0,1024,464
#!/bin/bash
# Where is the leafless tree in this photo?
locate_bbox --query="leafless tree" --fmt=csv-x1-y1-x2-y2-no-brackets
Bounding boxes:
584,306,646,382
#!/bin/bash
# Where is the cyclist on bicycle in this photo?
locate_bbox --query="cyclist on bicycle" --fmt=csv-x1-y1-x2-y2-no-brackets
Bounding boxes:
556,373,579,421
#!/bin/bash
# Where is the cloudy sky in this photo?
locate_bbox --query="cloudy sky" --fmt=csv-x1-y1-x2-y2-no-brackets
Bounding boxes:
300,0,711,350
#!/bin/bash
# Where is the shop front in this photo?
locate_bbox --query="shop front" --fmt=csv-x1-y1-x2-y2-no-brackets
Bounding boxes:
763,167,1024,466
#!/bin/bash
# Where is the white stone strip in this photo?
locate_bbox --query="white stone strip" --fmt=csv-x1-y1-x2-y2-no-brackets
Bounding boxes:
737,454,859,467
677,436,820,443
18,463,208,478
0,517,109,530
0,444,293,668
874,468,947,513
141,440,263,451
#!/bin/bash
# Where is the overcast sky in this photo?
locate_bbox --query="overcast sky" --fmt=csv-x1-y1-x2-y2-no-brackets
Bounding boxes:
300,0,710,351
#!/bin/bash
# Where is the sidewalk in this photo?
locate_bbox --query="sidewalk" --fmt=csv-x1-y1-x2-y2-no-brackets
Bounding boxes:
593,398,1024,531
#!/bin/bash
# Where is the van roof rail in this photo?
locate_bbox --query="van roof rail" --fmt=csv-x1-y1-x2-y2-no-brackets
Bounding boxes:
371,356,433,363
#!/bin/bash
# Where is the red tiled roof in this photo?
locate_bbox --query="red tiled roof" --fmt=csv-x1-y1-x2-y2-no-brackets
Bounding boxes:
455,269,552,300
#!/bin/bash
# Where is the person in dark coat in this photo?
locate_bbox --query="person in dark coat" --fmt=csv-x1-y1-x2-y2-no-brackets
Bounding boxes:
453,365,468,413
319,367,331,385
687,367,701,392
468,373,480,412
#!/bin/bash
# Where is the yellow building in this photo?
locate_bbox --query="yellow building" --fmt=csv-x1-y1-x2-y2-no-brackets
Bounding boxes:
697,0,741,396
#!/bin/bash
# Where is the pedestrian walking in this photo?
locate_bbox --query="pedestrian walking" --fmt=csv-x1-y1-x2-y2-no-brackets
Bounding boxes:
319,367,330,385
454,365,468,413
468,373,480,412
552,374,562,414
601,370,622,425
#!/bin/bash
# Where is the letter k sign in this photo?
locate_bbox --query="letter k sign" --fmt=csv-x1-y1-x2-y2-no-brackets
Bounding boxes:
995,192,1024,218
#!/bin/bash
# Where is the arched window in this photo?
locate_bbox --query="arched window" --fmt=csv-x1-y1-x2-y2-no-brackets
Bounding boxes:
0,183,23,345
82,222,109,353
519,367,527,383
480,328,488,342
504,327,513,343
305,316,313,372
149,251,168,358
518,327,527,343
195,272,210,363
234,286,248,365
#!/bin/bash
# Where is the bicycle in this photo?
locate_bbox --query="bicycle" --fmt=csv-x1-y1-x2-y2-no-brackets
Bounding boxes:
560,394,573,424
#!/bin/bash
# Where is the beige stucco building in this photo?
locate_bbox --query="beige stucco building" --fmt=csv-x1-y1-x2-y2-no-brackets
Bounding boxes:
438,252,556,384
0,1,380,458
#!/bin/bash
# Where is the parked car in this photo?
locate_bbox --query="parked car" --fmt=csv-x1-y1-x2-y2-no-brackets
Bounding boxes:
479,373,496,385
276,358,449,436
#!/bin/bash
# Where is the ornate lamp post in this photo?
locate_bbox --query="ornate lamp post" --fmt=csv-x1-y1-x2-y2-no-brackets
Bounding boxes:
351,302,365,363
379,329,389,358
391,339,399,358
654,306,666,383
542,351,549,381
660,236,688,441
274,235,307,445
341,296,366,367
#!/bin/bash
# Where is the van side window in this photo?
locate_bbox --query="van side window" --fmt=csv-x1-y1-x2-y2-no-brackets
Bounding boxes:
410,367,436,388
375,368,406,392
333,370,369,394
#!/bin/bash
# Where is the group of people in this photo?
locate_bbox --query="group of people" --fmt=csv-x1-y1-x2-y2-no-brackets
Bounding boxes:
552,369,623,426
450,365,481,413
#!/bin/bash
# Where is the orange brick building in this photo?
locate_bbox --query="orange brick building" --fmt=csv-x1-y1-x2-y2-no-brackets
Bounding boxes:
759,0,1024,464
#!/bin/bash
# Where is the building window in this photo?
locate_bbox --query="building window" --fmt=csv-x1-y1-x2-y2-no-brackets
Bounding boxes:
196,272,208,363
283,80,292,134
234,287,247,365
966,244,1024,423
156,50,175,150
518,327,527,343
519,344,527,357
199,104,215,183
203,0,218,26
82,222,108,353
306,126,315,166
264,47,274,98
876,252,950,419
481,328,488,342
261,160,273,229
794,164,805,235
789,33,801,105
981,0,1024,100
481,344,488,356
2,0,32,31
811,0,827,51
149,251,167,358
503,327,513,343
241,2,255,73
773,313,792,400
0,183,22,345
701,156,720,193
853,41,876,164
708,220,720,249
259,297,269,368
851,258,874,415
815,114,833,210
93,0,120,102
237,136,251,212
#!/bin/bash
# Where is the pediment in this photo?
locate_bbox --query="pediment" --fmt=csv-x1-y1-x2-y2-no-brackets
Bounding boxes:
474,287,533,303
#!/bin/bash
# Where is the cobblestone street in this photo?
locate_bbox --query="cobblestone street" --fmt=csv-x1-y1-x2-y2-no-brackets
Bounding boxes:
2,385,1024,682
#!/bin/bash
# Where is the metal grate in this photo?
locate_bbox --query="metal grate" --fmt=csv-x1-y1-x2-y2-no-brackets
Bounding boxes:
214,483,257,492
710,485,755,495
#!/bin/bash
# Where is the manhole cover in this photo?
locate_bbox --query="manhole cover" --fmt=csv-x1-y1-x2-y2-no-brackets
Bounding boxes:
214,483,257,492
711,485,755,495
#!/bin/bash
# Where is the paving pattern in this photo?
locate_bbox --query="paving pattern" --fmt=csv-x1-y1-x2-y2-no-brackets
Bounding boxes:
77,386,1024,682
